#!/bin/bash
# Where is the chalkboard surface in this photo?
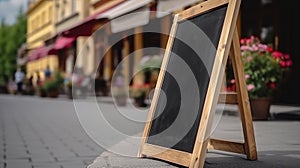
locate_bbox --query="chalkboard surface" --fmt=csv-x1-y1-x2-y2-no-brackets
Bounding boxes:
146,5,228,153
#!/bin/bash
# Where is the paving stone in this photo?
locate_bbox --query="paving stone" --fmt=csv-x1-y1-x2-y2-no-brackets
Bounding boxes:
53,152,75,159
31,155,56,163
28,148,51,155
33,162,62,168
5,159,32,168
6,147,27,154
6,153,30,160
59,160,86,168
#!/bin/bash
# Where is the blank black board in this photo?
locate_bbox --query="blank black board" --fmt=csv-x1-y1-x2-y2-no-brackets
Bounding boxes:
146,5,228,153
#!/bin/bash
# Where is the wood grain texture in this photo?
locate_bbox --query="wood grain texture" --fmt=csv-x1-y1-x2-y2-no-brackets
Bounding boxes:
138,0,258,167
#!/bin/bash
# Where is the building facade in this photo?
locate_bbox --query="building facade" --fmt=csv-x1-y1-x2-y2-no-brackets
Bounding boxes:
26,0,57,80
24,0,299,104
27,0,55,49
86,0,204,85
25,0,206,90
54,0,90,77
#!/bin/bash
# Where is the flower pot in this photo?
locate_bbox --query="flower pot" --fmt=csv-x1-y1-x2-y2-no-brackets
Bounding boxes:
134,95,147,107
250,97,271,120
67,92,73,99
0,85,8,94
66,87,73,99
38,89,47,97
47,89,59,98
115,95,127,106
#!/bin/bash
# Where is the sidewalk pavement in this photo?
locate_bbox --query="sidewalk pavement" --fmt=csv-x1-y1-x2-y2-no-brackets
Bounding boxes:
86,99,300,168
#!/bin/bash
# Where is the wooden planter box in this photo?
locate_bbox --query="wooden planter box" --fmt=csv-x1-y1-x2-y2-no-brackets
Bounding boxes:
47,89,59,98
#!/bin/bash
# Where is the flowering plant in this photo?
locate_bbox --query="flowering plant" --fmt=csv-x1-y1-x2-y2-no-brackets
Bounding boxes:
129,83,150,98
227,36,292,98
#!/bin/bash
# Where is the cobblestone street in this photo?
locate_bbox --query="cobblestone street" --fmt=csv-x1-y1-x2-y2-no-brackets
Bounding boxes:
0,95,104,168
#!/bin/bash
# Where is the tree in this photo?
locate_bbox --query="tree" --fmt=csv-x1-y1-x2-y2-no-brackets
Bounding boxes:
0,5,27,86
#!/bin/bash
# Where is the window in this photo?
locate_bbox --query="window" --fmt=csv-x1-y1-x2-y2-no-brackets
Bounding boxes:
71,0,77,14
55,0,60,9
61,8,65,19
28,19,31,33
32,20,35,31
37,16,40,28
42,11,45,25
49,6,53,22
31,20,34,32
60,1,65,19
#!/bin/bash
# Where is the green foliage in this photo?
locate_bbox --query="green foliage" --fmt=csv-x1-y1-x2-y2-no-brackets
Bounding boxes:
226,36,292,98
137,55,163,73
129,84,149,98
42,80,59,92
41,71,64,92
54,70,64,85
0,5,27,83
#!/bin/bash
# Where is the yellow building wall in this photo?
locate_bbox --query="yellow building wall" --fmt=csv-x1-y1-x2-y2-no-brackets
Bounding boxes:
90,0,124,80
27,0,55,49
55,0,74,23
26,55,58,81
90,0,124,15
55,0,83,33
26,0,58,80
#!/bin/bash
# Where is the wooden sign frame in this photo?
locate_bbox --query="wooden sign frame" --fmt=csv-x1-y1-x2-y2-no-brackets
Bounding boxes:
138,0,257,167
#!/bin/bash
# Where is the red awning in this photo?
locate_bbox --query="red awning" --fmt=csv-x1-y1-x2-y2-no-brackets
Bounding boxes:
62,18,98,37
53,36,76,50
61,2,124,37
27,45,58,61
27,46,47,61
47,44,58,55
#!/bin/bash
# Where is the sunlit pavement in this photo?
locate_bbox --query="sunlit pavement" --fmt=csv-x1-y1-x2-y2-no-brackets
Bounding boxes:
88,97,300,168
89,113,300,168
1,94,300,168
0,95,105,168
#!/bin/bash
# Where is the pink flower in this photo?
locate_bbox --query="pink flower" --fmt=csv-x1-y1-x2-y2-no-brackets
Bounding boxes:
246,39,252,45
280,61,286,68
241,45,251,51
269,82,276,90
284,54,290,60
240,38,246,44
246,56,253,62
245,74,250,80
267,46,273,53
272,51,283,59
252,46,259,51
230,79,235,84
286,60,293,67
247,84,255,91
239,35,292,98
257,44,268,52
250,35,256,42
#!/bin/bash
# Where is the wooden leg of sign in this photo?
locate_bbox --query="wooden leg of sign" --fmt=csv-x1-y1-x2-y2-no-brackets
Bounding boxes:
230,28,257,160
208,28,257,161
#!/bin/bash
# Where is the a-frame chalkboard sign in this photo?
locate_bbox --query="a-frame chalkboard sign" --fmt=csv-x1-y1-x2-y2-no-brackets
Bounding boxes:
138,0,257,167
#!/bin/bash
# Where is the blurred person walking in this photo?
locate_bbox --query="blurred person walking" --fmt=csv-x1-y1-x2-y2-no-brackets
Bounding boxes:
14,67,25,95
44,65,52,79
